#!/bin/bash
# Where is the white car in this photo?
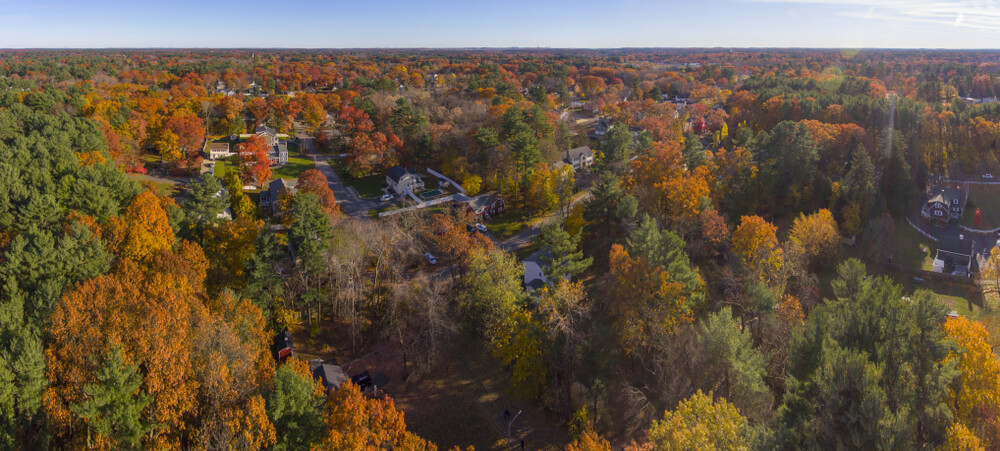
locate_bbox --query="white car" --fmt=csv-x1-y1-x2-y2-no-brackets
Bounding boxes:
380,194,393,202
985,173,994,179
424,253,437,265
474,223,487,232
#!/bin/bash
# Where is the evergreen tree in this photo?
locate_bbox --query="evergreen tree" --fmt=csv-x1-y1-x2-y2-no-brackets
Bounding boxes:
182,174,228,239
289,193,333,276
538,221,592,281
69,345,152,449
267,363,325,451
627,215,705,309
698,307,771,422
682,133,706,169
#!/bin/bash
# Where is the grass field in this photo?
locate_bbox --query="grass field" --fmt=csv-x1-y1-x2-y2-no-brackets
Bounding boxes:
212,160,229,178
960,184,1000,229
271,156,315,180
487,207,531,239
346,175,386,198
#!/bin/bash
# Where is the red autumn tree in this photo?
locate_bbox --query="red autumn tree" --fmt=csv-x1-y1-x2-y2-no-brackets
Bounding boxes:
165,113,206,154
345,131,403,176
295,169,340,219
239,135,272,186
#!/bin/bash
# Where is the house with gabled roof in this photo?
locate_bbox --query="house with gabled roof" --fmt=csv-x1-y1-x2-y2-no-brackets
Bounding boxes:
260,178,296,208
921,185,968,226
386,166,424,194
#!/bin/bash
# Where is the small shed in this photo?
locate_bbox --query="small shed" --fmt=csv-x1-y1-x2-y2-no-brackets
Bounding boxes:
272,329,293,363
310,360,349,392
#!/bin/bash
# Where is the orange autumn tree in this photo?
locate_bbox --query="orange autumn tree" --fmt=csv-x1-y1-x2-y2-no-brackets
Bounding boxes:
311,382,434,451
188,291,276,450
296,169,340,219
625,141,710,230
427,212,493,273
103,191,176,262
239,135,272,186
606,244,693,356
732,215,784,282
45,259,200,449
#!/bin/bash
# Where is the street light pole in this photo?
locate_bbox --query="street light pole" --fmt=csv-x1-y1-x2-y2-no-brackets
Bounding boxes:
506,410,522,450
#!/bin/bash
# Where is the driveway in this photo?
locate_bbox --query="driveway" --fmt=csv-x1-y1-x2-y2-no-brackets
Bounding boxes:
498,192,592,253
908,212,997,258
303,137,398,216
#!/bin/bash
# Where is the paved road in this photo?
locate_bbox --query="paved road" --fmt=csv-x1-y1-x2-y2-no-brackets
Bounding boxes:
302,137,398,216
497,192,592,253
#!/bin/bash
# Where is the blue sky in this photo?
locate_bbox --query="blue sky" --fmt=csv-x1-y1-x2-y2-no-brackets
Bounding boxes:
3,0,1000,48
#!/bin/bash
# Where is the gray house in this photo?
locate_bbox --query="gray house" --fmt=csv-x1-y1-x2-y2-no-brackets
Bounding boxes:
260,178,296,208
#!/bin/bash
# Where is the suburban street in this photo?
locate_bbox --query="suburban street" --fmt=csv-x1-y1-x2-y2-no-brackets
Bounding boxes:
299,136,396,216
497,191,593,253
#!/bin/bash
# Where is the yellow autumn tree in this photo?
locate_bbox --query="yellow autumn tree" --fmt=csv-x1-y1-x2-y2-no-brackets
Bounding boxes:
787,209,840,266
105,191,176,262
732,215,784,282
636,390,749,451
607,244,693,356
943,316,1000,448
941,423,985,451
492,309,548,400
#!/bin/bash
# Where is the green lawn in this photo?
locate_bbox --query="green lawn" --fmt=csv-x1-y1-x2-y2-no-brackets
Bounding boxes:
346,175,385,198
212,160,229,178
961,184,1000,230
488,207,531,239
889,221,934,270
271,156,316,180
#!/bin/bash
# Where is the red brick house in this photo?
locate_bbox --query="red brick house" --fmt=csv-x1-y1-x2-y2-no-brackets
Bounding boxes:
459,194,506,219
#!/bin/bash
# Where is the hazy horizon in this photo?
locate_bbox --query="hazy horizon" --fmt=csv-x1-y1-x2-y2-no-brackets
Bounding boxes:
5,0,1000,49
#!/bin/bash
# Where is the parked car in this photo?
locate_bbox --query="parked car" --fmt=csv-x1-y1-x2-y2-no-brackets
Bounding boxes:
985,173,994,179
466,224,476,232
424,252,437,264
475,223,488,232
380,194,393,202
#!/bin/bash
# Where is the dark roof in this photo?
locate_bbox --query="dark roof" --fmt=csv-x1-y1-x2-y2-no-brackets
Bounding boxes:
465,194,500,212
255,125,276,136
273,330,293,350
926,185,967,207
387,165,417,183
268,178,296,199
311,363,348,390
567,146,593,161
269,142,288,158
938,237,975,257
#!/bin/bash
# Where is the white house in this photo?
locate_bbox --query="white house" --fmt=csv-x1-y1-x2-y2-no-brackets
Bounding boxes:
524,260,547,292
206,142,233,160
386,166,424,194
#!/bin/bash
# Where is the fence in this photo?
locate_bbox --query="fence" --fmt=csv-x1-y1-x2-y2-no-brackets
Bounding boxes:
881,262,977,286
959,224,1000,234
906,217,939,242
426,168,466,195
378,194,458,217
